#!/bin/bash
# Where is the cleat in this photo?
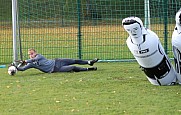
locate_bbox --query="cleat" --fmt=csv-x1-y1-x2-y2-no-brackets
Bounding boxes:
89,58,99,66
88,67,97,71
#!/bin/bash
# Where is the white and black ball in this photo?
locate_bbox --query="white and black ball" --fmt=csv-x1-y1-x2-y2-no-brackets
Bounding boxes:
8,66,17,76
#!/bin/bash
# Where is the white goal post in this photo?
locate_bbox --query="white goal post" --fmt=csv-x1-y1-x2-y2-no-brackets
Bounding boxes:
11,0,151,62
12,0,18,63
12,0,22,64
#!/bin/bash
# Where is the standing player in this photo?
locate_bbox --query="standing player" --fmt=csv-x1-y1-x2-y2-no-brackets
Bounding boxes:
14,48,99,73
122,16,176,85
172,8,181,84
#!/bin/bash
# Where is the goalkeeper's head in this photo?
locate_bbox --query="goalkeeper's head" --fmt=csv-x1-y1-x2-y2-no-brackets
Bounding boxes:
122,16,147,38
28,48,37,59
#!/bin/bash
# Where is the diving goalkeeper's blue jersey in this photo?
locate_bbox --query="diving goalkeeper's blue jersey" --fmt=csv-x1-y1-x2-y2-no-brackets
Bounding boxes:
17,54,55,73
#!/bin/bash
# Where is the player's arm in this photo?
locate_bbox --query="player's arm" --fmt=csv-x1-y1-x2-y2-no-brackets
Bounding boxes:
17,63,33,71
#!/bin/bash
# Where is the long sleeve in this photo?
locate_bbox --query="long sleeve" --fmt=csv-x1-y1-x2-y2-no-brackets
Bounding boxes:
17,63,33,71
17,54,55,73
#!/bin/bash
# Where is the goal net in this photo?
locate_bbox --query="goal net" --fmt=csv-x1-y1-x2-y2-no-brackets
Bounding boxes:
10,0,181,62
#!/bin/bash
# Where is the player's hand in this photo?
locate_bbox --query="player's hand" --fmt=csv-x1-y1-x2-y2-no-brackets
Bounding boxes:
8,62,16,67
8,63,18,69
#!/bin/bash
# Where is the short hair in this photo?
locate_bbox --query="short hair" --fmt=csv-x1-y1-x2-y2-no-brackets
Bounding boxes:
28,48,36,52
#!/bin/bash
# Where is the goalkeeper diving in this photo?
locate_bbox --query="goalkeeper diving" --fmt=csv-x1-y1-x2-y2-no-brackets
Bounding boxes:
13,48,99,73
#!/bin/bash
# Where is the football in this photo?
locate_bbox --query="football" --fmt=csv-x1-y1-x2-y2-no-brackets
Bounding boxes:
8,66,17,76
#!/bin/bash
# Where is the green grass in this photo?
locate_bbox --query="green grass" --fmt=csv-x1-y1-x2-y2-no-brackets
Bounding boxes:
1,62,181,114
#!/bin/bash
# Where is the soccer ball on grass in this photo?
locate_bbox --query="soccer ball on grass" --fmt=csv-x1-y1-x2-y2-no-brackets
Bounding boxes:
8,66,17,76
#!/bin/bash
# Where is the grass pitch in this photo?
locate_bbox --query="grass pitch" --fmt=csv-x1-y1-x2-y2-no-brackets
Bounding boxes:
1,62,181,115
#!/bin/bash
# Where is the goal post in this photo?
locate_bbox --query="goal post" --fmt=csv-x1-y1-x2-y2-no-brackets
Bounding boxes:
12,0,18,63
12,0,23,64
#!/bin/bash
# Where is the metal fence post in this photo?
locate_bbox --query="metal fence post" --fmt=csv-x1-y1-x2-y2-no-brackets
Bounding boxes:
163,0,168,54
77,0,82,59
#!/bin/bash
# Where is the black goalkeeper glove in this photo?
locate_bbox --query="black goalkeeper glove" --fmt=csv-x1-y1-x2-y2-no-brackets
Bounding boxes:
15,60,27,65
8,62,15,67
8,63,18,69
